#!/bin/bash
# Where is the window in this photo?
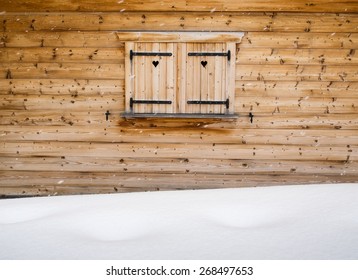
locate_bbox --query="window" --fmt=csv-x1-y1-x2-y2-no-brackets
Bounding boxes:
123,32,243,118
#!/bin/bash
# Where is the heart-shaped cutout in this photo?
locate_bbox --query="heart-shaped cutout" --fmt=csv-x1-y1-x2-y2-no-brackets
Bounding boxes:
152,61,159,67
201,61,208,68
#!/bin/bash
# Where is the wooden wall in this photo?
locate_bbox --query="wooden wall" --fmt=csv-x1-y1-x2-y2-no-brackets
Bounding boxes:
1,0,358,196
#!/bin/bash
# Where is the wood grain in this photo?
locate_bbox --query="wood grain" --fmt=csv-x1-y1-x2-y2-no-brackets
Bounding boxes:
1,142,357,161
2,13,358,33
2,0,358,12
1,6,357,196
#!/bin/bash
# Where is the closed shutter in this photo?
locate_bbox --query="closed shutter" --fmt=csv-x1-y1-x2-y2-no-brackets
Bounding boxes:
126,42,176,114
125,37,237,116
181,42,236,115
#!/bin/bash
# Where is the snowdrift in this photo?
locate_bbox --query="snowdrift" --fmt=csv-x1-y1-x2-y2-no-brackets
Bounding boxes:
0,184,357,260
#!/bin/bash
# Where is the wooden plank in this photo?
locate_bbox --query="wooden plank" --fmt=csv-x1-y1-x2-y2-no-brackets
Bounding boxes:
118,31,245,43
192,43,201,113
1,157,357,176
166,42,176,114
1,171,357,197
4,31,356,50
0,185,157,196
6,174,358,196
177,43,187,113
133,42,142,113
227,42,236,114
0,47,124,63
1,126,358,146
117,113,358,130
200,44,209,114
116,31,244,43
187,42,195,114
206,43,215,114
183,42,192,113
2,13,358,33
0,63,123,79
240,32,358,49
236,81,358,98
2,109,357,129
236,65,358,82
128,114,358,129
1,142,357,161
140,42,150,113
159,42,172,113
146,42,154,113
259,13,358,33
0,94,124,111
213,43,222,114
124,42,133,113
235,96,358,114
1,31,122,48
0,79,124,95
0,110,123,126
152,42,160,113
236,48,358,65
2,0,358,12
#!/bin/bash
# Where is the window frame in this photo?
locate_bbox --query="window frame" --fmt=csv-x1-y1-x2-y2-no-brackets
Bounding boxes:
122,32,244,119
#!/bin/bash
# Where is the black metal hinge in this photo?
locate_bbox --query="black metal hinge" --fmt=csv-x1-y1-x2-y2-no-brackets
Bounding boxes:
130,98,172,109
187,99,230,109
188,50,231,61
130,50,173,61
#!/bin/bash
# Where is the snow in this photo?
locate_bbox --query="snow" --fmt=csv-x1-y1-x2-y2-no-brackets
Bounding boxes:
0,183,357,260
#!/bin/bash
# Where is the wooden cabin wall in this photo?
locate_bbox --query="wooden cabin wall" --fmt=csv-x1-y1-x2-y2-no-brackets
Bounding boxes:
1,1,358,196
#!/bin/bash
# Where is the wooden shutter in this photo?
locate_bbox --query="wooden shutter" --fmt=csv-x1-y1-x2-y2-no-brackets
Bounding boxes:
125,42,176,114
125,36,239,117
182,42,236,115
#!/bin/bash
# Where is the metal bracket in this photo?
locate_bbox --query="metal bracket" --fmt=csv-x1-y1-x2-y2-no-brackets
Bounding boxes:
187,99,230,109
130,98,172,109
130,50,173,61
105,110,111,121
188,50,231,61
249,112,254,123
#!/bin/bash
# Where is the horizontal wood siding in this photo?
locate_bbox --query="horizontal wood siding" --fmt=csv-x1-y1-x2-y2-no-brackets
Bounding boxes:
1,1,357,196
2,0,358,12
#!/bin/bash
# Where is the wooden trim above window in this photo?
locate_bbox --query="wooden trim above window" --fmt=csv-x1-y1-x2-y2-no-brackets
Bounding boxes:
117,31,244,43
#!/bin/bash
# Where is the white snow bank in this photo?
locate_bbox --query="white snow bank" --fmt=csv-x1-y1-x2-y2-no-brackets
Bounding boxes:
0,184,357,260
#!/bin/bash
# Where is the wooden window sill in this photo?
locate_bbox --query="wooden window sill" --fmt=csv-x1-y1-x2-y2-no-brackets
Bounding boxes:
122,113,239,120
